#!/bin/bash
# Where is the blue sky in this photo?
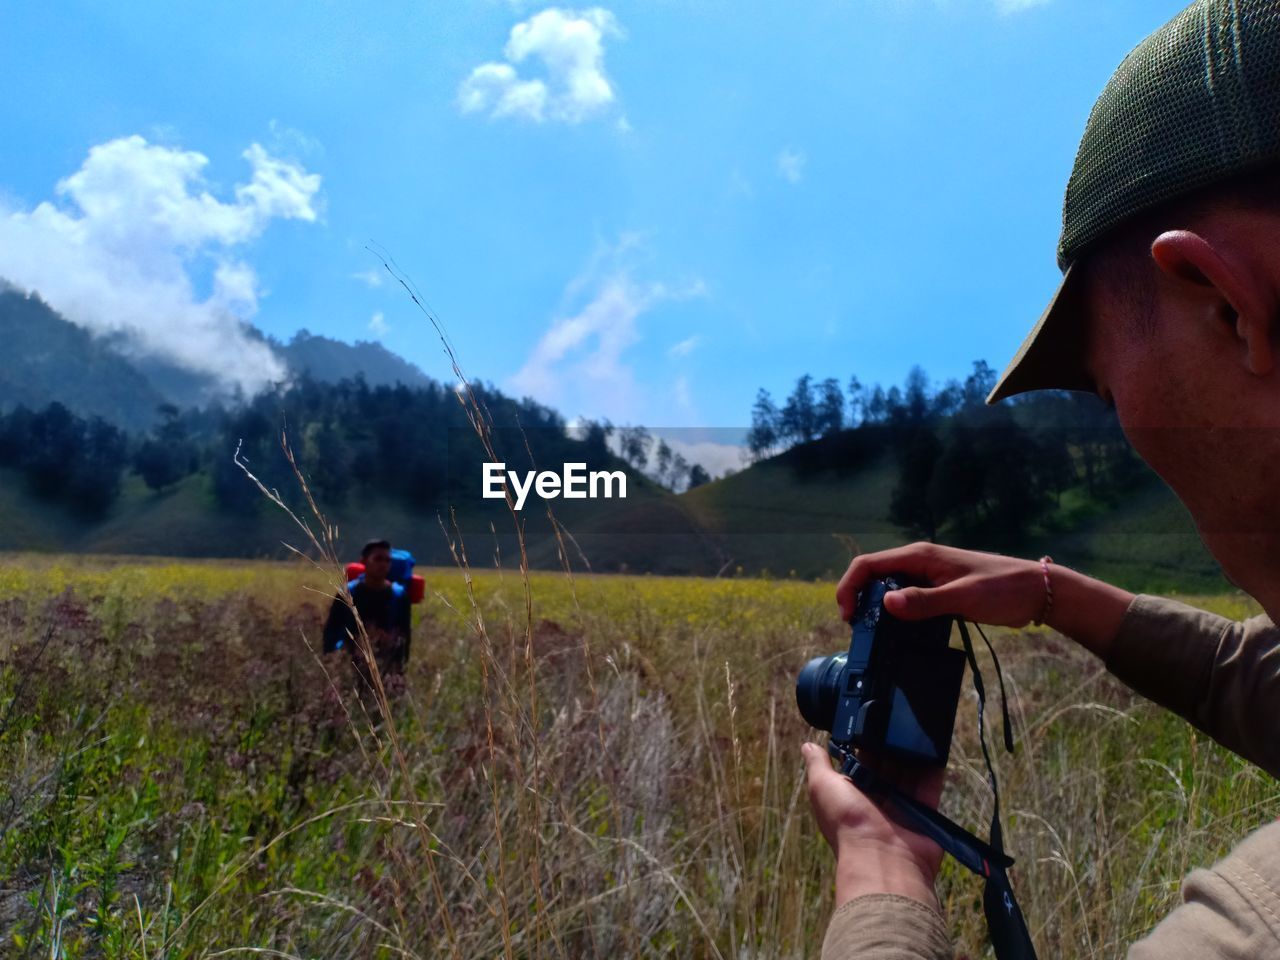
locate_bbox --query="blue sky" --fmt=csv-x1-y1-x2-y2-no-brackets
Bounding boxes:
0,0,1188,452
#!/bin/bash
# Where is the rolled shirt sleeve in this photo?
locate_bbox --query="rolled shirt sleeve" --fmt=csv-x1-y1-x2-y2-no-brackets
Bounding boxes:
818,822,1280,960
821,895,952,960
1105,594,1280,778
1128,821,1280,959
1103,595,1280,957
821,594,1280,959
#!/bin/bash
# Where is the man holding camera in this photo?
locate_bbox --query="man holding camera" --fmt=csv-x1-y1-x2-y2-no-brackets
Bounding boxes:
805,1,1280,956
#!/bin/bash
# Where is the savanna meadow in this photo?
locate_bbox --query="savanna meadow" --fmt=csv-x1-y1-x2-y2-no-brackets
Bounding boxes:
11,3,1280,957
1,549,1274,958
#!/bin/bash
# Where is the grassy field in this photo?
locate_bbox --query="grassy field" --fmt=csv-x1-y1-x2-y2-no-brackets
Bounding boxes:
0,554,1274,958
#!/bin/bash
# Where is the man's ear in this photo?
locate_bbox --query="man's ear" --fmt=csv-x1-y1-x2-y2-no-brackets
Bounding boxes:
1150,229,1277,376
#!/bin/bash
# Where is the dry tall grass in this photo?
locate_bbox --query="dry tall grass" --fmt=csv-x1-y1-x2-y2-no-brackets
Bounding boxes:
1,561,1274,958
1,259,1275,957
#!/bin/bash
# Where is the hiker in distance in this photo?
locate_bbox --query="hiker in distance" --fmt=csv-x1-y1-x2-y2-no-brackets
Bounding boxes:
323,538,413,693
805,1,1280,957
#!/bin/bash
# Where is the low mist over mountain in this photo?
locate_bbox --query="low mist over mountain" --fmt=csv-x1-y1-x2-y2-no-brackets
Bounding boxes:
0,288,171,432
0,286,435,428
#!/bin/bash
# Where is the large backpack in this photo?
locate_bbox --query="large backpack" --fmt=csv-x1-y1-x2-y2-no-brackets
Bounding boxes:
345,548,425,604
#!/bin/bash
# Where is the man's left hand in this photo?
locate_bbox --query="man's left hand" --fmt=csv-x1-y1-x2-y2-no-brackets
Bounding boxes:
802,742,945,911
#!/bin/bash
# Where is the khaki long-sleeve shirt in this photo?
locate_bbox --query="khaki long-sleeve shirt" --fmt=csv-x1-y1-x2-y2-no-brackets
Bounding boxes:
822,595,1280,959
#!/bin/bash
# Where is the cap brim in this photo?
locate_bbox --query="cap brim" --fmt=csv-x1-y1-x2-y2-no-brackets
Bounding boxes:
986,262,1097,404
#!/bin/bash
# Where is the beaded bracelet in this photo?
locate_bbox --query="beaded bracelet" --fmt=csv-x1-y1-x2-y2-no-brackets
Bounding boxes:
1033,555,1054,626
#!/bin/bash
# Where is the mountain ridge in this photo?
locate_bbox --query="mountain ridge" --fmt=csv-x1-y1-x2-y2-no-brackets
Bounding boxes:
0,284,1230,593
0,286,437,429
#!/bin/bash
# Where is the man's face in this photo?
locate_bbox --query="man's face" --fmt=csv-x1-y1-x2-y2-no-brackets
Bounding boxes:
364,547,392,581
1083,254,1280,588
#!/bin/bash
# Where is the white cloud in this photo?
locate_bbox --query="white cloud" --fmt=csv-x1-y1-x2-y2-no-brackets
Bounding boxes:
352,268,384,288
369,311,389,337
777,147,806,184
235,144,320,222
213,260,259,313
668,335,700,358
460,63,548,120
510,274,652,407
508,238,704,421
458,7,622,124
0,135,322,394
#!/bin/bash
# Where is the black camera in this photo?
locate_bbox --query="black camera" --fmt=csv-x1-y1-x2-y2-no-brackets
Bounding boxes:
796,575,966,766
796,576,1038,959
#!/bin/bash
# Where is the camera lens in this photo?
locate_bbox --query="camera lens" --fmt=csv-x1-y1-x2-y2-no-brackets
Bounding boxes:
796,653,847,732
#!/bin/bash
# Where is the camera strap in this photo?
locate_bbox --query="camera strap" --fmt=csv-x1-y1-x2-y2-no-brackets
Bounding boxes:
956,619,1036,960
831,619,1037,960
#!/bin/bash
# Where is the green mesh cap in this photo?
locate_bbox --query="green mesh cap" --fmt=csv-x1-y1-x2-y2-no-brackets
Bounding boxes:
989,0,1280,404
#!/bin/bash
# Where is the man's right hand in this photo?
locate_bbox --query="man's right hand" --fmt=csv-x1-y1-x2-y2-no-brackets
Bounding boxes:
836,542,1135,661
837,543,1049,626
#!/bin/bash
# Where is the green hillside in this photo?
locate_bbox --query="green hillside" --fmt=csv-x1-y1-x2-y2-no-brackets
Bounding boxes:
0,467,91,549
0,290,170,431
0,470,295,557
0,463,720,575
0,282,1234,593
679,442,1228,594
1042,479,1228,593
0,443,1230,594
681,452,904,580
